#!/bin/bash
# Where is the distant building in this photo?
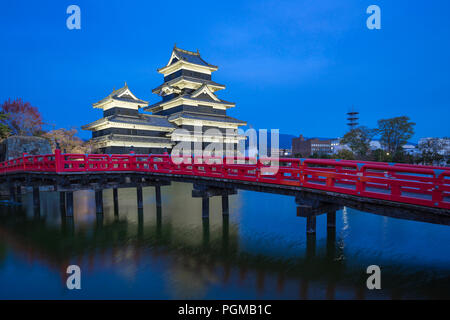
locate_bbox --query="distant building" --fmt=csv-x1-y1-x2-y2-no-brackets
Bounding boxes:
83,45,246,154
292,135,338,156
369,139,419,155
271,148,292,158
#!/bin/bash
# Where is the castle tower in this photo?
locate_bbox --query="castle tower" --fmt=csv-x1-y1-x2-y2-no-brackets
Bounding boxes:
146,45,247,155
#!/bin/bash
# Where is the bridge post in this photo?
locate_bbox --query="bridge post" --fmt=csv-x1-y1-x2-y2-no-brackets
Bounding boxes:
16,185,21,203
306,215,316,234
155,185,161,207
138,208,144,239
32,186,40,209
327,210,336,228
202,195,210,219
156,205,162,238
137,186,143,211
222,214,229,251
66,191,74,217
59,192,66,215
306,233,316,258
95,190,103,215
9,184,16,203
61,216,75,236
113,188,119,217
202,216,210,248
222,195,229,216
96,210,104,228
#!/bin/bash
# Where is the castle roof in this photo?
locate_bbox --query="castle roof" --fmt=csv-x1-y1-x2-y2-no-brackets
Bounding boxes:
158,45,218,72
93,83,148,108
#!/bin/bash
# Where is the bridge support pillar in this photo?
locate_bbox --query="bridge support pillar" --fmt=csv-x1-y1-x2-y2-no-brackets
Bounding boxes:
222,214,229,251
306,215,316,234
202,216,210,248
113,188,119,217
95,190,103,215
327,210,336,228
137,186,143,211
202,196,210,219
296,195,341,235
16,185,21,203
66,191,74,217
155,185,161,207
32,186,40,208
222,195,229,216
192,184,236,220
9,184,16,203
60,192,66,215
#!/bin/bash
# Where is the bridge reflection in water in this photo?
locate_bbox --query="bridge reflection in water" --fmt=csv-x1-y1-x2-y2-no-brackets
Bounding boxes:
0,182,450,299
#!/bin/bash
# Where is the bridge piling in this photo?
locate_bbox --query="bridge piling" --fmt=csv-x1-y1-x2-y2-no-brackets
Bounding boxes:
9,184,16,203
222,195,229,216
95,190,103,215
327,210,336,228
202,196,210,219
306,215,316,234
59,192,66,215
155,185,161,207
66,191,74,217
16,185,21,203
32,186,40,209
222,214,229,251
138,209,144,239
306,233,316,258
202,217,210,248
137,186,143,211
113,188,119,217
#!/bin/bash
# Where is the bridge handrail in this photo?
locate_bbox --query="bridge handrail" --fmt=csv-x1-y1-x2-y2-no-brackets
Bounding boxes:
0,150,449,209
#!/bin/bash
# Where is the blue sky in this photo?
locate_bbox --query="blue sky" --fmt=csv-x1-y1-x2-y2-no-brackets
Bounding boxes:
1,0,449,141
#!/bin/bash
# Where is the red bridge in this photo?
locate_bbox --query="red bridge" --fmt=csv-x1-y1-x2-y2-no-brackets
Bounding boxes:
0,149,449,210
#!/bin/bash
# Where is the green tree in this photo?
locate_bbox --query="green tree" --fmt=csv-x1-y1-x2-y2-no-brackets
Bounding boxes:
333,149,355,160
340,126,377,158
377,116,415,156
370,148,391,162
0,112,11,140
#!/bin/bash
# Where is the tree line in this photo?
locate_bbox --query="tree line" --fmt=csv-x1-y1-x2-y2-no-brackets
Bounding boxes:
299,116,449,166
0,98,92,153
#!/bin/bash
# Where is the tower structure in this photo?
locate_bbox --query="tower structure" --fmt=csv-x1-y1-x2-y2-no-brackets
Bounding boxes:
347,107,359,130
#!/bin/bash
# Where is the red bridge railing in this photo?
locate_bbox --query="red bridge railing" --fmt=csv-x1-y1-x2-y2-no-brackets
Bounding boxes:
1,149,449,210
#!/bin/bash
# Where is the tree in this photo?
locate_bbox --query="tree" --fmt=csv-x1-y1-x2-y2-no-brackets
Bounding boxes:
0,98,44,136
418,138,444,165
340,126,377,158
333,149,355,160
43,128,93,154
0,112,11,140
377,116,415,156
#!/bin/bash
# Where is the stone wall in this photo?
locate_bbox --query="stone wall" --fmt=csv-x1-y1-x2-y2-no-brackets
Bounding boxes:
0,136,52,161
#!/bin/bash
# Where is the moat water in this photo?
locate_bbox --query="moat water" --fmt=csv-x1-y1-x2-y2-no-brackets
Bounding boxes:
0,182,449,299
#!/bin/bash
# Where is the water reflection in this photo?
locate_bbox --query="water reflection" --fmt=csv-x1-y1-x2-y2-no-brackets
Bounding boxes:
0,182,449,299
